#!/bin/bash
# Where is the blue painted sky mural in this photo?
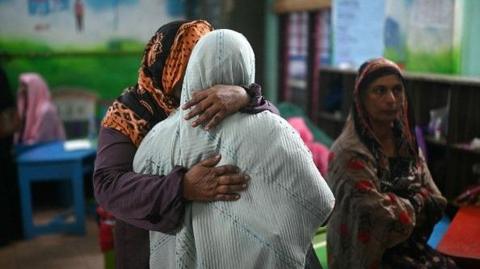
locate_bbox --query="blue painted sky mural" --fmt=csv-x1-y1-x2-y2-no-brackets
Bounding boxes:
28,0,70,16
27,0,139,15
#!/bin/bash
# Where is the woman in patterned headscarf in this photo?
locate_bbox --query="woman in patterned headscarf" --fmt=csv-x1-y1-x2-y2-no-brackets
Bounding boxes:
326,58,457,269
93,20,277,269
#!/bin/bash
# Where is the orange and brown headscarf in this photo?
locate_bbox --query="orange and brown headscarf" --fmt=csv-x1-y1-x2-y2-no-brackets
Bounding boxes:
102,20,213,146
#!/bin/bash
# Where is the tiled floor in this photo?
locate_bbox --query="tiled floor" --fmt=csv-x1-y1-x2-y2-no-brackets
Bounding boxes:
0,216,103,269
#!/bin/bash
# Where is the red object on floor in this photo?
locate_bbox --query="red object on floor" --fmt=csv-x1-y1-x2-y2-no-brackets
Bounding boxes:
96,207,115,252
437,206,480,260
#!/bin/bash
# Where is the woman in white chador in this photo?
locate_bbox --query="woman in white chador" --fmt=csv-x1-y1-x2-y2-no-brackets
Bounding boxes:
133,29,335,269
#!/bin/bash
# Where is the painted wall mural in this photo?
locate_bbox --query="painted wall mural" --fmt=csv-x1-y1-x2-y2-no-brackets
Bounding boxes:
1,0,183,50
332,0,479,76
383,0,480,75
0,0,184,100
332,0,385,69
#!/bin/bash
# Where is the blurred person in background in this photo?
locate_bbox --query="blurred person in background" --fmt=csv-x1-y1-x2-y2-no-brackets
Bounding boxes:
0,66,22,246
14,73,65,145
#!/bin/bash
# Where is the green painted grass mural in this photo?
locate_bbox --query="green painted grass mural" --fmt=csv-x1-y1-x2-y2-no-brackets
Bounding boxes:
1,38,144,100
384,47,405,68
406,49,455,74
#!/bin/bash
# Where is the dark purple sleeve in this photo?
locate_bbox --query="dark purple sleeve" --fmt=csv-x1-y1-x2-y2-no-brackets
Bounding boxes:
240,83,279,115
93,126,186,233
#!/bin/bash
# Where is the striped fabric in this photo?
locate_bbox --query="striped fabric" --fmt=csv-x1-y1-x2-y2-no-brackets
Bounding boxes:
133,29,335,269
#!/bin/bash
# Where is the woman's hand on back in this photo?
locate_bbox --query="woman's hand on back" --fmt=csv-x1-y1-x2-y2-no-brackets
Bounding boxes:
183,154,250,202
182,85,250,130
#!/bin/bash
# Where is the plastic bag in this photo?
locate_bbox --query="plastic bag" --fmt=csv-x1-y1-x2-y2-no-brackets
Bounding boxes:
428,106,448,140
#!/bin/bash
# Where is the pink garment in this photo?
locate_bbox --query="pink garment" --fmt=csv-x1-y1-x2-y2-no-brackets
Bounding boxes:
15,73,65,145
287,117,330,177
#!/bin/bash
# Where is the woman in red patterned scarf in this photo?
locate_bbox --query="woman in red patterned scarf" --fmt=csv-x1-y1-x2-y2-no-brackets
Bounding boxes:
94,20,277,269
326,58,457,268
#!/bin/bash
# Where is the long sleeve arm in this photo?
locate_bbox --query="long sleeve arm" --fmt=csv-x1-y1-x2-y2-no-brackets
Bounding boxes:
410,151,447,230
93,126,186,233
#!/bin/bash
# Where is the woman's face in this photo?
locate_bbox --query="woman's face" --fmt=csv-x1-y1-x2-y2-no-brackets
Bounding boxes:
362,74,404,125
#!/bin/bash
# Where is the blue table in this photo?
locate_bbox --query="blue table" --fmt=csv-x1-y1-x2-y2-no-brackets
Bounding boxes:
16,141,96,239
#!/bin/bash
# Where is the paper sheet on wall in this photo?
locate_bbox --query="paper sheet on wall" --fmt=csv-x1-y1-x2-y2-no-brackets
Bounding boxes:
405,0,456,74
384,0,411,67
332,0,385,69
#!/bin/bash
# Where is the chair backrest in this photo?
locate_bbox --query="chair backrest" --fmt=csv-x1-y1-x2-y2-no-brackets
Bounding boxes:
52,87,98,139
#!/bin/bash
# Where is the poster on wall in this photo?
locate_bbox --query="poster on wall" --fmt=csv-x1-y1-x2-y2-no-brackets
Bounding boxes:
332,0,385,69
405,0,456,74
0,0,184,52
384,0,411,69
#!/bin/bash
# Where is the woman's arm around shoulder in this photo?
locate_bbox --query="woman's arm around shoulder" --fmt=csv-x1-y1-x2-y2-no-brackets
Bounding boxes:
182,83,278,130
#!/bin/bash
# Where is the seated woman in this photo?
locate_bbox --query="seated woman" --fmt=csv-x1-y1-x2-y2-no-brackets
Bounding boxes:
326,58,457,269
15,73,65,145
133,29,335,269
